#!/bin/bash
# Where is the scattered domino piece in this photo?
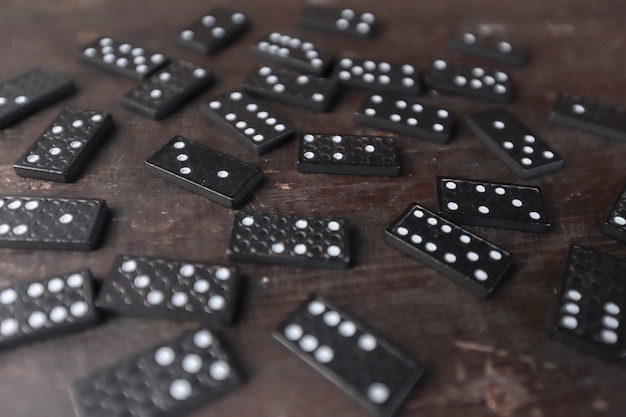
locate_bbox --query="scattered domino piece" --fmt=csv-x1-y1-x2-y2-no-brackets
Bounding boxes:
602,185,626,244
228,211,351,269
423,59,513,102
96,255,240,325
0,269,97,350
297,6,377,38
203,89,295,155
121,60,214,120
0,196,107,251
297,133,400,176
70,328,244,417
0,68,76,129
78,36,169,79
551,245,626,360
14,107,113,182
446,26,528,67
550,92,626,142
467,107,564,179
437,177,550,232
274,294,424,417
177,7,249,54
252,32,335,75
145,136,262,207
384,202,514,297
243,65,338,112
355,93,454,144
331,58,420,95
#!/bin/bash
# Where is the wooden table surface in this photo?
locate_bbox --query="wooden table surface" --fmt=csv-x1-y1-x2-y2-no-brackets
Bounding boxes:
1,1,625,416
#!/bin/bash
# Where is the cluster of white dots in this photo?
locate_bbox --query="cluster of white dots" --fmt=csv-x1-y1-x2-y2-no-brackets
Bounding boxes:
170,140,229,179
395,209,504,282
121,259,230,311
257,66,325,103
337,58,415,88
180,12,246,42
444,181,542,220
258,33,325,69
461,32,513,54
334,9,375,34
559,289,620,345
363,95,448,133
208,91,287,143
302,134,376,161
283,300,390,404
0,273,88,338
432,60,508,95
148,68,207,102
0,94,28,107
154,330,231,401
0,199,74,237
83,38,166,75
491,120,556,166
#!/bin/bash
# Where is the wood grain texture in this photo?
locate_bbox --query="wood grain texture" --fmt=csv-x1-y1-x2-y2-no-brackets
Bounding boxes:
1,1,626,416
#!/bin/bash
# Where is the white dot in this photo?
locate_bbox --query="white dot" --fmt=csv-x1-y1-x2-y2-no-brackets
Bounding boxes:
182,354,203,374
338,321,356,337
441,225,452,233
285,324,303,341
194,330,213,348
433,123,444,132
169,379,192,400
49,147,61,156
521,157,532,166
159,72,172,82
215,267,231,280
460,235,471,244
425,242,437,252
202,15,215,26
15,96,29,105
209,360,231,381
52,126,64,134
171,292,188,307
208,295,225,310
563,302,580,315
367,383,390,404
411,234,423,244
613,216,626,226
147,290,164,305
444,253,457,263
523,146,534,155
299,335,319,352
467,252,479,262
295,219,308,229
323,311,341,326
155,346,176,366
242,216,254,226
70,141,83,149
364,144,375,153
180,167,191,174
328,221,341,231
478,206,490,214
502,141,514,149
27,282,44,298
50,306,68,323
176,154,188,162
463,32,476,44
193,69,207,79
314,345,335,363
173,141,185,149
28,311,47,328
48,278,64,293
1,318,19,336
572,104,585,114
150,89,162,99
180,264,195,277
27,155,40,163
134,275,150,288
327,245,341,257
489,250,503,261
59,214,73,224
271,242,285,253
524,135,536,143
433,60,447,70
294,244,307,255
0,289,17,305
600,329,618,344
474,269,488,281
67,273,84,288
495,187,505,195
122,260,137,272
529,211,541,220
605,302,620,315
566,290,582,301
194,279,209,293
70,301,89,317
454,75,467,86
602,315,620,329
493,121,505,130
396,227,408,236
543,151,555,159
498,41,512,53
427,217,438,226
308,300,325,315
358,334,377,351
333,152,344,160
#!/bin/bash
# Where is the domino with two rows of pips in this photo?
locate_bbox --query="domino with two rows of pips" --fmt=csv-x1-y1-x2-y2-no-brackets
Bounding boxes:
14,107,113,182
0,195,108,251
297,133,400,176
551,245,626,361
602,185,626,244
467,107,564,179
228,211,351,270
331,57,421,95
423,59,513,102
383,202,514,297
243,64,339,112
446,26,528,67
145,136,262,208
78,37,169,79
274,294,424,417
0,67,76,129
95,255,240,325
70,328,244,417
252,31,335,75
297,6,377,38
550,92,626,142
177,7,249,54
437,177,550,232
121,60,214,120
203,89,295,155
355,93,455,144
0,269,97,350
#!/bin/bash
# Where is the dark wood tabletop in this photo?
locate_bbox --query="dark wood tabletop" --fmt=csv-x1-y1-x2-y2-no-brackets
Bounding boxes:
1,1,626,416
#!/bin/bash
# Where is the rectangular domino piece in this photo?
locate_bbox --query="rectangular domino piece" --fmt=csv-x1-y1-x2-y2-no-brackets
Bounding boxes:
446,26,528,67
297,133,400,176
0,68,76,129
550,92,626,141
146,136,262,207
0,196,107,251
121,60,214,120
423,59,513,102
78,36,169,79
203,89,295,155
332,57,420,95
14,108,113,182
551,245,626,360
297,6,377,38
437,177,550,232
602,185,626,244
177,7,249,54
244,65,338,112
70,328,244,417
252,32,335,75
0,269,97,350
96,255,240,325
356,93,454,143
228,211,351,269
384,202,514,297
467,107,564,179
274,295,424,417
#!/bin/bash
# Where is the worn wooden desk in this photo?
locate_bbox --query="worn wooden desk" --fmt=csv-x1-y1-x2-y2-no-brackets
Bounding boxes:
1,1,625,416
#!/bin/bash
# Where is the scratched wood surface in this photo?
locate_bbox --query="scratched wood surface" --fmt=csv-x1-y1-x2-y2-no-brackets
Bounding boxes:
1,0,625,416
